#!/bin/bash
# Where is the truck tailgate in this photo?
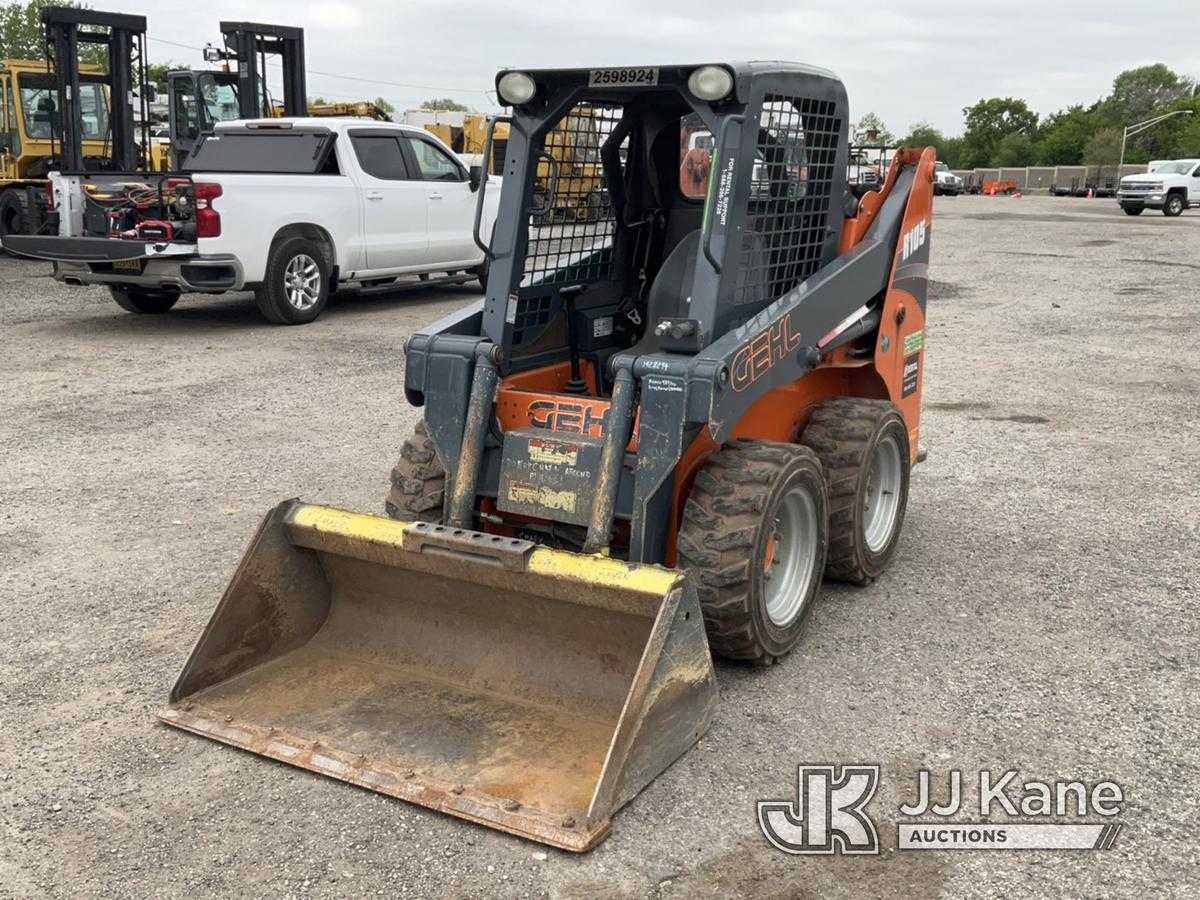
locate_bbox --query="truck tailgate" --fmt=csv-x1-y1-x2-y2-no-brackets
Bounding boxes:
1,235,194,262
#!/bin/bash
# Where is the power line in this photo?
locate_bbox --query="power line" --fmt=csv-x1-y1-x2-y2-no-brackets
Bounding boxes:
146,35,491,96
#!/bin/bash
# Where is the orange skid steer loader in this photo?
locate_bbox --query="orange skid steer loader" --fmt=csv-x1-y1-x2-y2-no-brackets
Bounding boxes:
160,62,935,851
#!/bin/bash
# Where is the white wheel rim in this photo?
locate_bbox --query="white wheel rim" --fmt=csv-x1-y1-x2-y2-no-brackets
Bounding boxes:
863,434,903,553
763,481,820,627
284,254,321,311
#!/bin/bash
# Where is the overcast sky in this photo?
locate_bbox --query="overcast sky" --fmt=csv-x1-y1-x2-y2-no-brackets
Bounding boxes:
131,0,1199,135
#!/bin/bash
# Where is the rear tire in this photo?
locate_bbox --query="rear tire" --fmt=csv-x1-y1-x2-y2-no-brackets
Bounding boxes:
1122,207,1143,216
0,189,28,242
677,440,828,665
254,237,331,325
109,286,180,314
1163,193,1185,217
385,421,446,523
801,398,910,584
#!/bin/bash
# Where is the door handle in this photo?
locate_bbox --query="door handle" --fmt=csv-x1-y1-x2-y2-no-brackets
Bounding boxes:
428,192,443,200
365,191,384,201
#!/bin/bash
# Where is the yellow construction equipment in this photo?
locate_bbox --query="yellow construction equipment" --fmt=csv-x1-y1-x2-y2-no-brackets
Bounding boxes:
401,109,510,175
0,58,112,237
161,502,717,851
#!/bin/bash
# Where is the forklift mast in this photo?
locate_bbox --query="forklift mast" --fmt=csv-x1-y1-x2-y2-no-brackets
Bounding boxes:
40,6,149,172
216,22,307,118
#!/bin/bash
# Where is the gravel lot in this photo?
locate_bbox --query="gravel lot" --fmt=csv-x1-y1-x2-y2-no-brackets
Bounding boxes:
2,195,1197,899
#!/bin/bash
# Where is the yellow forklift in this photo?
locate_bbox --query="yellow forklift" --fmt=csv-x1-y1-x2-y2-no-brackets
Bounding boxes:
0,7,149,238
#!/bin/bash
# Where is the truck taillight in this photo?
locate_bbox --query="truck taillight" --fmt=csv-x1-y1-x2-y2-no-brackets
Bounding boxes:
194,182,222,238
45,180,56,211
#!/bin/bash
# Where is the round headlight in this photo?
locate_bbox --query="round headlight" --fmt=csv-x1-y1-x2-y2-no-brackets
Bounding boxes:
688,66,733,102
497,71,536,106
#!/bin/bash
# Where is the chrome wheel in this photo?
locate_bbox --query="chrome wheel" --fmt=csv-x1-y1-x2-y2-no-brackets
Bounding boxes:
283,254,321,311
763,482,821,627
863,434,903,553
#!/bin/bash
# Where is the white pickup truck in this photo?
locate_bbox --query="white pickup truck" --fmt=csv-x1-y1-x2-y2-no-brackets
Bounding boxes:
2,118,500,324
1117,158,1200,217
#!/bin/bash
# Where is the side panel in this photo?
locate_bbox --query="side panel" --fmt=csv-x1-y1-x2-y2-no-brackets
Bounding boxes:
193,172,359,282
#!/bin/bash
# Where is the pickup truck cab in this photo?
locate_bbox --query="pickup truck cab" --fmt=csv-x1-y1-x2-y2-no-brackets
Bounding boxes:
933,161,963,196
1117,158,1200,217
2,118,501,324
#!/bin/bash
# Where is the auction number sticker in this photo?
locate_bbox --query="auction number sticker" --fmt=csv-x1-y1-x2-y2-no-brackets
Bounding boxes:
589,67,658,87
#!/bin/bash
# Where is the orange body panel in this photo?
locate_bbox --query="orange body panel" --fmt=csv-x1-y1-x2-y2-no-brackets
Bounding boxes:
490,147,935,562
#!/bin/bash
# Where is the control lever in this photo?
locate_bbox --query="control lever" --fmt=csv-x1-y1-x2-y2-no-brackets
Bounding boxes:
559,284,588,394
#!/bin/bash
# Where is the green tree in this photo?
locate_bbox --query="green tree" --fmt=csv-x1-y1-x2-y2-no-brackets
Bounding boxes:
901,122,963,168
421,97,468,112
145,61,185,93
960,97,1039,167
374,96,396,115
1082,127,1122,167
854,111,894,145
1102,64,1194,126
0,0,104,65
308,96,330,106
995,132,1035,167
1035,105,1097,165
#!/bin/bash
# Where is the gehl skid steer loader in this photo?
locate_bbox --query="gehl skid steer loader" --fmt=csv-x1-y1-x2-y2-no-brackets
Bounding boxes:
160,62,934,851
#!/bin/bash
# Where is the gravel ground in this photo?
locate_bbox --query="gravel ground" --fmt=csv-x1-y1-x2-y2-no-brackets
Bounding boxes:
1,194,1197,899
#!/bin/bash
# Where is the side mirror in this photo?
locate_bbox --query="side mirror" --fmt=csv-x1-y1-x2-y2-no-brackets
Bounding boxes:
38,96,56,114
469,165,483,192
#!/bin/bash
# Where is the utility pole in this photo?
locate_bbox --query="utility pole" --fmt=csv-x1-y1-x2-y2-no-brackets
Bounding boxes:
1119,109,1195,171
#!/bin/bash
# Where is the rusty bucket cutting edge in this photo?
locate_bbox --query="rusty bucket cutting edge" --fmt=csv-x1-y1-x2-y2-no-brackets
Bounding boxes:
158,500,719,851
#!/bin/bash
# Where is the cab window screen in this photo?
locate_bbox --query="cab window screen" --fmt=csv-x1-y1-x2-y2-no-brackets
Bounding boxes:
183,131,335,173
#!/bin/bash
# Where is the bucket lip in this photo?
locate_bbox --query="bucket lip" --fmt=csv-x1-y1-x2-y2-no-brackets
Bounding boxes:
286,502,688,595
157,703,611,852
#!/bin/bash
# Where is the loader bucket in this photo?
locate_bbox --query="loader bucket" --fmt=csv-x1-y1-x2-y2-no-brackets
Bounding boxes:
159,501,718,851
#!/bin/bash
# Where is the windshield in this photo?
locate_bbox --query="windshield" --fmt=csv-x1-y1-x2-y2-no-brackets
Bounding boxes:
183,130,336,173
1155,161,1196,175
935,161,949,172
19,78,109,140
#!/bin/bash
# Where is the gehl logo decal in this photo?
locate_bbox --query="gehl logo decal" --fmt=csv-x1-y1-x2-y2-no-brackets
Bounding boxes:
529,400,610,437
901,219,928,262
731,315,802,393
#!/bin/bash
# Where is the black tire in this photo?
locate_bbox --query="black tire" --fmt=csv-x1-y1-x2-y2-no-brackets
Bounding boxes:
384,420,446,523
677,440,829,665
801,398,911,585
1163,193,1185,217
0,189,28,241
109,286,180,314
1122,207,1143,216
253,236,331,325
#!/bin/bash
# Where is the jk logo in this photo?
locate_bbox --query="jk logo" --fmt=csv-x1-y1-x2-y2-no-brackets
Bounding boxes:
757,765,880,855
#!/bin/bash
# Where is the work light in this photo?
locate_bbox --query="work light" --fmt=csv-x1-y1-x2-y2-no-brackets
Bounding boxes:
688,66,733,101
498,71,537,106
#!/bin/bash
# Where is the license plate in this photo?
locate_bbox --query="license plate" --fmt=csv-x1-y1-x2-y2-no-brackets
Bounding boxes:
112,258,143,272
588,67,658,87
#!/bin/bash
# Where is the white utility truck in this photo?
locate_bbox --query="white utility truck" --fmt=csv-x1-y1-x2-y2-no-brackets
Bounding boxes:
2,119,500,324
1117,158,1200,217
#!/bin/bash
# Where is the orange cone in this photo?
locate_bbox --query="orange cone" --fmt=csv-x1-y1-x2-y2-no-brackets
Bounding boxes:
1014,191,1022,199
989,186,996,197
1087,188,1094,199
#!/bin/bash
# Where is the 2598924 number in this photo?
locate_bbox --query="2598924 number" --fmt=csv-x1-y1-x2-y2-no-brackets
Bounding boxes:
588,68,659,87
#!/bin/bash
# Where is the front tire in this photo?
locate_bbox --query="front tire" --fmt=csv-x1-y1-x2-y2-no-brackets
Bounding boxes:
802,398,911,584
677,440,828,665
385,421,446,523
254,237,330,325
1163,193,1185,217
109,286,179,314
0,189,28,243
1122,207,1143,216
